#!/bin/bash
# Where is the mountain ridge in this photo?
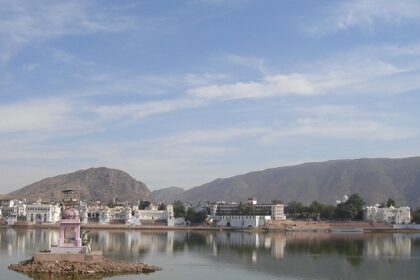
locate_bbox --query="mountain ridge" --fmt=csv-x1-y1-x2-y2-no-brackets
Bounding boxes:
9,167,152,202
151,186,185,202
8,156,420,207
162,156,420,207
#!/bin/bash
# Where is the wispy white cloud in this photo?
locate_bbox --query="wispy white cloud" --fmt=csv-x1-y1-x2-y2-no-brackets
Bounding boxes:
52,49,77,64
296,105,360,117
88,42,419,122
187,57,405,101
93,98,206,120
187,74,320,100
307,0,420,35
0,0,134,62
259,118,415,144
195,0,249,5
165,126,270,145
0,99,72,133
226,54,268,74
0,98,102,138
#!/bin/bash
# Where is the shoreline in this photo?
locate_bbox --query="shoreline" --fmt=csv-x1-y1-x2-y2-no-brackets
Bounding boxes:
3,222,420,233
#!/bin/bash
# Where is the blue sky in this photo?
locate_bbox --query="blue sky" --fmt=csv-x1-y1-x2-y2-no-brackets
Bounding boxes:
1,0,420,192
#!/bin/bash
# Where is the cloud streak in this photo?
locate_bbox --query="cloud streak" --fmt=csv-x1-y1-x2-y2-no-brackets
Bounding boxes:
0,100,72,133
306,0,420,35
0,0,134,61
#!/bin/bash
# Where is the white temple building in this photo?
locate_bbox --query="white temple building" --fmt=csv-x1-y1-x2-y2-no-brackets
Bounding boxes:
26,202,61,224
132,203,175,226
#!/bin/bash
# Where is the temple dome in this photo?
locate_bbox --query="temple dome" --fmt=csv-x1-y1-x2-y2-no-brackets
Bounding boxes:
63,208,79,219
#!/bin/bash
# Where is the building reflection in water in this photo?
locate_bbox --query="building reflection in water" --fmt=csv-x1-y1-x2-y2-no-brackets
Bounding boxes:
0,228,415,264
365,234,411,257
0,228,58,256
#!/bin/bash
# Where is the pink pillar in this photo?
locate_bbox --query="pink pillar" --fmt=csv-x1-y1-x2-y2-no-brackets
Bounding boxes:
58,225,65,246
75,225,81,247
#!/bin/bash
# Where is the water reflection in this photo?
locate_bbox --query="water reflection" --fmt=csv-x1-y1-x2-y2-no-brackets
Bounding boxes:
0,229,415,262
80,231,413,265
1,229,420,280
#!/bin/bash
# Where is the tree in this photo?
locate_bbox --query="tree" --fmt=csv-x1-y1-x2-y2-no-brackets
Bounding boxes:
412,208,420,224
309,201,323,220
237,202,246,215
320,205,336,220
139,200,151,210
185,208,195,223
285,201,305,218
386,198,396,207
346,194,364,211
271,199,284,205
335,193,365,220
334,203,354,220
185,208,207,225
173,200,186,218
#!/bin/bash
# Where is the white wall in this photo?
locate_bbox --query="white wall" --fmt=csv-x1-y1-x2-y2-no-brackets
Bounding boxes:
215,215,271,228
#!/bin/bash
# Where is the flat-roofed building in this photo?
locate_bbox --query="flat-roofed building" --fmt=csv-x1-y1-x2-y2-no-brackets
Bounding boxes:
364,205,411,224
210,198,286,228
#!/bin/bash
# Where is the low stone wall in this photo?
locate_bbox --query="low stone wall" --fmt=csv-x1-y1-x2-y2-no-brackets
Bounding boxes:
34,252,104,263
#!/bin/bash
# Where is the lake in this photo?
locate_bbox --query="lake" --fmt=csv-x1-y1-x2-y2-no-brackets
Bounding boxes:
1,228,419,279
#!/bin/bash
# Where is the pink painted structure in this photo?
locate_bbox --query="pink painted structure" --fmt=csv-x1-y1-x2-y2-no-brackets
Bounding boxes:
34,189,104,261
51,189,83,252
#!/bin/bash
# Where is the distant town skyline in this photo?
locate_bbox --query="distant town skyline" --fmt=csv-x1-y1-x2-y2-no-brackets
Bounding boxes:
1,0,420,192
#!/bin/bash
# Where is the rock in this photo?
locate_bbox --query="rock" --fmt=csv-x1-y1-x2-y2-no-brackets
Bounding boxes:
8,258,161,278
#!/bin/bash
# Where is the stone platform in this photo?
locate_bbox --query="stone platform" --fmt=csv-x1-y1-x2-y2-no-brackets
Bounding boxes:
34,251,104,263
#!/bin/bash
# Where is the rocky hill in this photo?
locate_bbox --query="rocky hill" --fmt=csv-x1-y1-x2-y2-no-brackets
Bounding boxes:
176,157,420,207
9,167,151,202
151,186,185,202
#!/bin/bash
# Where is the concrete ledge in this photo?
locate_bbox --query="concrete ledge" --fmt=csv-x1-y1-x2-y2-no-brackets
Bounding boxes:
34,251,103,263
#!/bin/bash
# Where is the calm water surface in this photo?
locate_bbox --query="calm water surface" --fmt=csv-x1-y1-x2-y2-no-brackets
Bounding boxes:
1,228,419,280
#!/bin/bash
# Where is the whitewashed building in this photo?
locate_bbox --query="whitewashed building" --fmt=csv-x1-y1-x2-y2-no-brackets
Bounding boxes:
85,205,112,224
132,203,175,226
364,205,411,224
0,199,27,225
210,198,286,228
215,215,272,228
83,203,175,226
26,202,61,223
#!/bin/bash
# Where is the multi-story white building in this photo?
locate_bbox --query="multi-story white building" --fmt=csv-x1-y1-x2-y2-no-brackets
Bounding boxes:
211,198,286,220
26,202,61,223
0,199,27,225
364,205,411,224
83,203,175,226
210,198,286,228
84,205,112,224
215,215,272,228
132,203,175,226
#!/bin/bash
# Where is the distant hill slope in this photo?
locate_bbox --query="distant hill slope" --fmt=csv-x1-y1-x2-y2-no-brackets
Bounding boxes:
9,167,152,202
151,186,185,202
178,157,420,207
